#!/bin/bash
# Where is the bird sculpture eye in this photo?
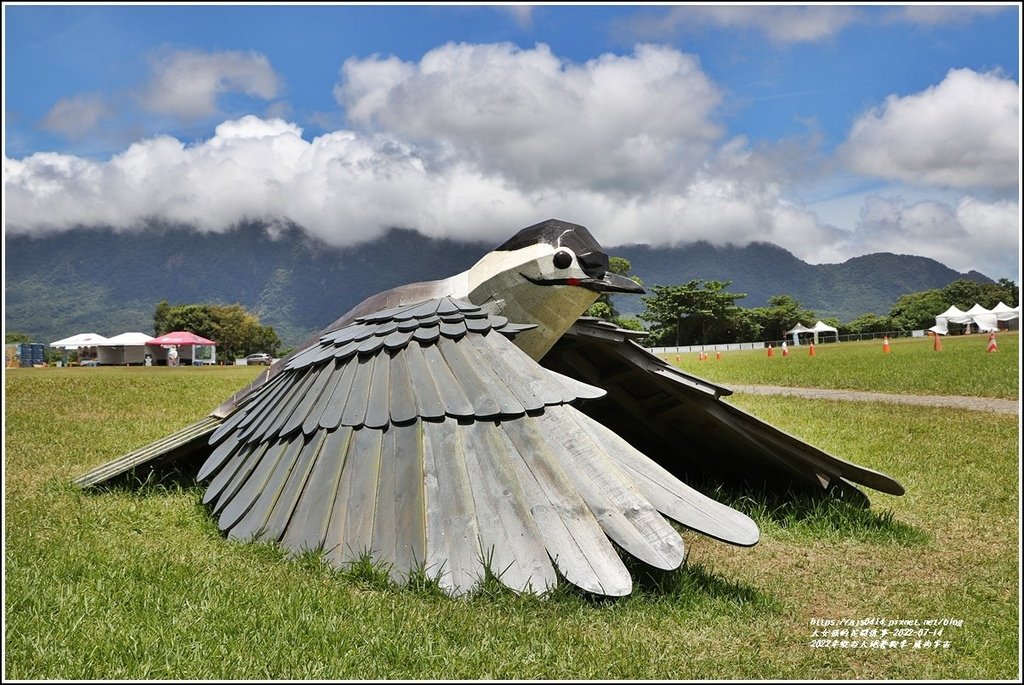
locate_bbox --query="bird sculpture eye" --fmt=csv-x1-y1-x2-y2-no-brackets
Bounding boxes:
553,251,573,269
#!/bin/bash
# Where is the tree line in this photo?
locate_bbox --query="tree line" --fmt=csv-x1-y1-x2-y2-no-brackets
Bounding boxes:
589,259,1019,347
153,301,281,360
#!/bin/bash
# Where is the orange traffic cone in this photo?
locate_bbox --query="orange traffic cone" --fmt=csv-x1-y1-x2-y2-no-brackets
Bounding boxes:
883,336,891,354
933,333,943,352
782,342,789,357
767,344,774,358
675,355,680,363
808,342,816,357
987,333,998,353
715,350,722,361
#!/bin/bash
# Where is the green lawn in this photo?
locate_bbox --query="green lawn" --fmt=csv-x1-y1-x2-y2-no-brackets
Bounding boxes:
4,365,1020,679
660,331,1018,399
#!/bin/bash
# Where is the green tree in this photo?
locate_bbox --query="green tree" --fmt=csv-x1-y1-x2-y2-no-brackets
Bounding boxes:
886,289,948,331
846,313,896,334
5,332,32,344
994,278,1019,307
940,279,1013,310
639,279,748,346
153,301,280,360
747,294,817,342
584,257,642,324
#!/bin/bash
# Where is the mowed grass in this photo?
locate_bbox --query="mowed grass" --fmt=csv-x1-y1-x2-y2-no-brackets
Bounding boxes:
4,365,1020,680
661,331,1019,399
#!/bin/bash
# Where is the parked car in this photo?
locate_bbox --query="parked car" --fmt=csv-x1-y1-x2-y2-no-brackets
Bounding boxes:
245,353,273,366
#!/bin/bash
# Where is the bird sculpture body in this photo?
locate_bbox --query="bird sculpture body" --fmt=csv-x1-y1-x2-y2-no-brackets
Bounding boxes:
76,219,904,597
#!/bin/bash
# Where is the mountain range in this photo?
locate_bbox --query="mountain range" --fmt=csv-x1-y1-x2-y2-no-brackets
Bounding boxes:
5,222,993,347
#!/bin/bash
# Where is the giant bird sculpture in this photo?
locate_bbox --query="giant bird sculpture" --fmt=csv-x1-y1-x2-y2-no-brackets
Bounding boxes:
76,219,904,597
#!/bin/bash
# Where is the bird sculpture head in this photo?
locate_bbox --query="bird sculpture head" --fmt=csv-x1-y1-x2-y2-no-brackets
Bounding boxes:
465,219,644,358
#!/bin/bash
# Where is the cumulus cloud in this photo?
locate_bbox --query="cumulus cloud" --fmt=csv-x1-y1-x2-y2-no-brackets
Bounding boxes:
335,42,723,192
39,94,112,139
840,195,1019,278
5,43,1019,281
615,5,862,44
5,111,844,256
140,49,282,120
840,68,1020,190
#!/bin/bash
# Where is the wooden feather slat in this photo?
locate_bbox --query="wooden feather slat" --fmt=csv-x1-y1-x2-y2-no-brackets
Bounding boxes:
569,410,760,546
370,427,399,577
227,438,306,541
421,344,474,418
258,429,329,543
231,374,293,436
197,433,242,482
260,368,320,440
339,355,376,427
363,353,392,429
436,336,501,418
280,427,352,555
469,334,545,412
480,330,576,406
402,343,447,420
535,407,685,571
280,361,337,437
461,420,557,594
422,419,483,596
203,442,265,507
501,416,632,597
390,422,426,582
217,439,293,531
387,349,418,425
332,429,382,565
313,359,359,432
452,336,526,416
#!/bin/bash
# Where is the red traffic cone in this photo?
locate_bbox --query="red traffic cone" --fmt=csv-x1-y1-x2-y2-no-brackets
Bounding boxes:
808,342,816,357
987,333,998,353
934,333,943,352
883,336,891,354
767,344,774,358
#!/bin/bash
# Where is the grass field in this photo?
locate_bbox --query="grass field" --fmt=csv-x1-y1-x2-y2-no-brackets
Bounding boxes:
4,353,1020,680
661,331,1019,399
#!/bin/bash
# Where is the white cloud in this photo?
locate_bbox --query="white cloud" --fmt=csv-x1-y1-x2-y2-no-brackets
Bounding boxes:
140,49,282,121
840,195,1020,279
335,42,723,192
886,5,1009,26
840,68,1020,190
616,5,862,44
496,5,533,28
5,43,1019,282
4,112,840,254
39,94,112,139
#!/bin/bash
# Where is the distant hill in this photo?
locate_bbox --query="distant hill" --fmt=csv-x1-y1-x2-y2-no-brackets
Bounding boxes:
5,223,992,346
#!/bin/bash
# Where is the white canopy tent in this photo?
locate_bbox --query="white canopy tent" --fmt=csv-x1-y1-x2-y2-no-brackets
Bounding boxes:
931,303,1019,335
990,302,1020,321
784,323,812,345
809,320,839,344
97,332,156,365
49,333,109,364
49,333,109,349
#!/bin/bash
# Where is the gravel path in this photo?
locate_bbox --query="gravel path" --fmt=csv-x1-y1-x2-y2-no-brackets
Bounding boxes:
727,384,1019,415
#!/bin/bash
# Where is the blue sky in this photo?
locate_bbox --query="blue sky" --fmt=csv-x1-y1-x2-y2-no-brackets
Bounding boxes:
4,3,1021,281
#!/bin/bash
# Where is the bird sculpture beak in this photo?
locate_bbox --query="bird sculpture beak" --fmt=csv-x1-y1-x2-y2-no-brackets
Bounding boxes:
583,272,645,294
520,271,646,294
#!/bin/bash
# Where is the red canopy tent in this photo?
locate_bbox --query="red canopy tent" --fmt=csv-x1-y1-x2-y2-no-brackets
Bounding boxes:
146,331,217,365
